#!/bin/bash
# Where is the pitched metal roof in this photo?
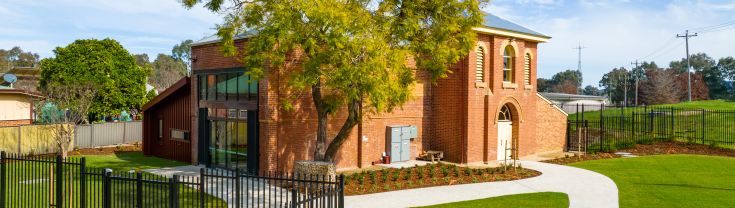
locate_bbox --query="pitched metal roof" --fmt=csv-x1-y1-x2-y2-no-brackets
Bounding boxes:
539,92,607,101
192,14,548,46
481,13,548,38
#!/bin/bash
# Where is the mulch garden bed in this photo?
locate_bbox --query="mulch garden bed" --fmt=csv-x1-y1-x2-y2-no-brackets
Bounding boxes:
544,141,735,165
343,162,540,196
68,143,142,156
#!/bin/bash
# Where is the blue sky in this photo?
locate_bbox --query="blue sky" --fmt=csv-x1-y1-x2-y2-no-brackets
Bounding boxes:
1,0,734,86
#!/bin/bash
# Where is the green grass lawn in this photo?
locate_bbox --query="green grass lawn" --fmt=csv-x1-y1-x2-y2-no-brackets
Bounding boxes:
79,152,188,171
570,154,735,208
414,192,569,208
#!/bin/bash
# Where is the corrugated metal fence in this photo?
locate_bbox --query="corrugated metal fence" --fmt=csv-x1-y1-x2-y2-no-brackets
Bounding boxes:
0,121,141,154
75,121,142,148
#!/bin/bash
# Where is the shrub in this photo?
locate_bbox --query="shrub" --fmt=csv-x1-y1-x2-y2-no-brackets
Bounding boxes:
440,166,450,177
381,170,389,182
357,174,365,185
391,170,400,181
464,168,472,176
428,167,436,178
452,166,460,177
616,140,636,149
471,176,479,183
709,141,720,149
416,166,425,179
402,170,410,180
369,171,376,184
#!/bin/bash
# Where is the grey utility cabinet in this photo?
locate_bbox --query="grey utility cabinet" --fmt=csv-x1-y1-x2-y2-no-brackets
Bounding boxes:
386,125,417,163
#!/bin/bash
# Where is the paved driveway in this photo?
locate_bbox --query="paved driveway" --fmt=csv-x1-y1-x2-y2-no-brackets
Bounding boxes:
346,161,618,208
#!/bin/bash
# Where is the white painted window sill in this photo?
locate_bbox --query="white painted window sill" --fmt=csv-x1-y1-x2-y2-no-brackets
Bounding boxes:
502,82,518,89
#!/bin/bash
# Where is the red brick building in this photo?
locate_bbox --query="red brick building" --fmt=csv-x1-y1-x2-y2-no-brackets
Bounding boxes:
142,13,568,173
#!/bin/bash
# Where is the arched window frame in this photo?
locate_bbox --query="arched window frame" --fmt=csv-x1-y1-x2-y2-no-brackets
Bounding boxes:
475,46,485,82
498,105,512,121
503,46,515,83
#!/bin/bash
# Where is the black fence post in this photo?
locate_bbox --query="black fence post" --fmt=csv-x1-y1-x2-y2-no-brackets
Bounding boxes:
0,151,5,208
80,158,87,208
701,109,706,144
136,172,143,208
103,170,111,208
338,174,345,208
565,121,571,151
235,168,241,208
55,154,63,208
170,175,180,208
199,169,205,208
291,188,298,208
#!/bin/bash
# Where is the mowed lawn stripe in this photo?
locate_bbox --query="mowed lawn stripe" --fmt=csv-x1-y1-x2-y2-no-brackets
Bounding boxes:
571,154,735,208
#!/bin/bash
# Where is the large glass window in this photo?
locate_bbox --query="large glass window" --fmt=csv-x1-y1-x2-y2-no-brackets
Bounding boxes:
503,46,515,83
207,108,249,170
197,70,258,101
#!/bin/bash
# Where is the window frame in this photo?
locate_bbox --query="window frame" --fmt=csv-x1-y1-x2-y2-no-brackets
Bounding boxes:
475,46,485,83
503,46,515,83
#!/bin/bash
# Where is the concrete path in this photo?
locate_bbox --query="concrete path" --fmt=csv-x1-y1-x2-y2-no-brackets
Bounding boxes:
346,161,618,208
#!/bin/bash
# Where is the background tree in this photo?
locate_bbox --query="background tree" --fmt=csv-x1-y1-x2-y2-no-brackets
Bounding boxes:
537,78,552,92
547,69,582,94
134,54,151,68
172,40,193,75
717,57,735,100
183,0,487,162
599,67,633,105
670,53,726,99
639,69,679,105
150,54,187,91
674,71,709,101
582,85,602,96
35,82,97,157
39,39,149,120
0,47,40,73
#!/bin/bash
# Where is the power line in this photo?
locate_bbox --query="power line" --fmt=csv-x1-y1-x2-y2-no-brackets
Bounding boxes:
637,37,678,61
690,20,735,33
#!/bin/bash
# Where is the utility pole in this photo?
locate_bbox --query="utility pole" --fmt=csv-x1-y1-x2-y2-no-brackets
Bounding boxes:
677,30,698,102
573,42,587,72
621,66,628,107
631,60,640,106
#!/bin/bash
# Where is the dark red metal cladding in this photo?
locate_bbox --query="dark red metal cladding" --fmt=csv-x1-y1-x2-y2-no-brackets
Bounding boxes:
143,78,193,163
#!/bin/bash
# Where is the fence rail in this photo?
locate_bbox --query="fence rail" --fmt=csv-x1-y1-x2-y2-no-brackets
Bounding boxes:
0,152,344,208
75,121,142,148
566,104,735,153
0,121,142,155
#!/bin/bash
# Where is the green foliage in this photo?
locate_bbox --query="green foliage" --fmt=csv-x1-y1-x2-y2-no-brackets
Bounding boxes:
369,171,377,184
440,166,450,177
39,39,149,117
615,140,636,149
182,0,488,161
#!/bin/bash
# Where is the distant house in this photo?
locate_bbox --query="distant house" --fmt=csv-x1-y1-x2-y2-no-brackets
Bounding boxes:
539,92,608,113
0,87,43,127
0,66,41,93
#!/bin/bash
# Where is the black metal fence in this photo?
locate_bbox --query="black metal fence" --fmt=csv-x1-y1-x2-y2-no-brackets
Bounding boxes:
0,152,344,208
566,104,735,153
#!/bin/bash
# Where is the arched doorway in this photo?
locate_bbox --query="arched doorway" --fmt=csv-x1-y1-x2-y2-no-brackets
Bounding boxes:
497,104,513,160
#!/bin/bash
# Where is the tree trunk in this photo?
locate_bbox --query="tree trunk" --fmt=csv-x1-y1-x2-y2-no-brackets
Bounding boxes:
324,99,360,162
312,81,328,161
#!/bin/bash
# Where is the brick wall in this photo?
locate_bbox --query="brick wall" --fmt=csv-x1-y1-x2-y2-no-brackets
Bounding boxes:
535,94,568,153
190,33,567,172
0,119,31,127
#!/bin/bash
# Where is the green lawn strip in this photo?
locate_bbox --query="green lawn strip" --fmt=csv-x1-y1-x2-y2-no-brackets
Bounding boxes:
570,154,735,208
5,153,225,206
78,152,187,172
413,192,569,208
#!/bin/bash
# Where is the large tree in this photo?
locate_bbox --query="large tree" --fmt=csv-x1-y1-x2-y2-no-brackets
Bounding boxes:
599,67,633,105
183,0,487,162
670,53,727,99
39,39,149,118
172,39,194,74
150,54,187,91
639,69,679,105
718,57,735,100
0,46,40,72
549,70,582,94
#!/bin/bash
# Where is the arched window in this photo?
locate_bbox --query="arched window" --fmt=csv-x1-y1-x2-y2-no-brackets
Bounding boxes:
503,46,515,83
524,53,531,85
475,46,485,82
498,105,512,121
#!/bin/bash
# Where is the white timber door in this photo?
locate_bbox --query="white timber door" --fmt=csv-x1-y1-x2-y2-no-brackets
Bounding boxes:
497,105,513,160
